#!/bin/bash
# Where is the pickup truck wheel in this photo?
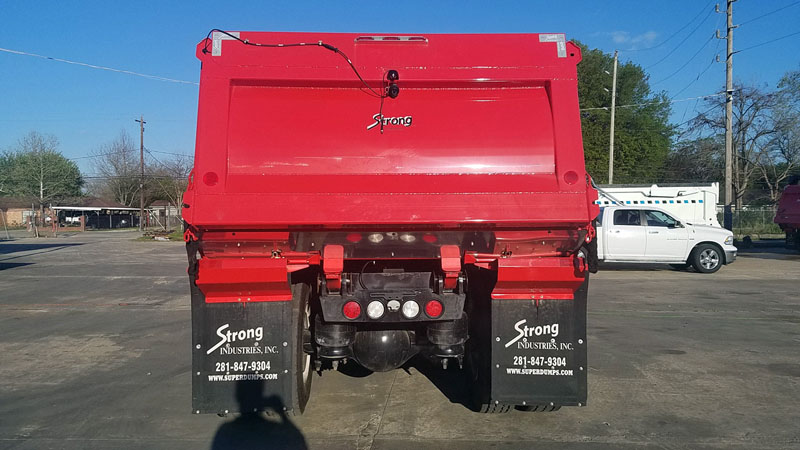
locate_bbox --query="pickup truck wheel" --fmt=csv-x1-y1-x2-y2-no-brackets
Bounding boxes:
290,282,313,415
691,244,722,274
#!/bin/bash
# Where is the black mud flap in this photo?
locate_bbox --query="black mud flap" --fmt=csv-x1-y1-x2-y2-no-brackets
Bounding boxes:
490,278,588,407
190,281,293,414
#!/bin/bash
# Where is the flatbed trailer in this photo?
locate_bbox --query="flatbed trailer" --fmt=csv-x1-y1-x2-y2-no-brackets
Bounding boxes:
183,31,598,415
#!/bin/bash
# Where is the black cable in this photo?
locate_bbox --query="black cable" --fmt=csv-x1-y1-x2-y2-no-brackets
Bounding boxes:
646,6,715,69
653,33,716,85
202,29,386,99
740,1,800,25
623,1,714,52
735,30,800,54
358,260,376,290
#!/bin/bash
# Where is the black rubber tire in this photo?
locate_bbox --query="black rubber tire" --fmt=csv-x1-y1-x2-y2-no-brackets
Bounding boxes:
517,404,561,412
290,282,313,415
479,402,512,414
465,326,511,414
669,263,690,271
690,243,723,274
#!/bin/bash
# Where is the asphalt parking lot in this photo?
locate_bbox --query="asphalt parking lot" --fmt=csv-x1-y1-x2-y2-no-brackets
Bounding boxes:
0,231,798,449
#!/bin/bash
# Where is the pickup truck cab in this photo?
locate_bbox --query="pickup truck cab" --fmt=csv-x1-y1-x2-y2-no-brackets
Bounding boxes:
596,206,737,273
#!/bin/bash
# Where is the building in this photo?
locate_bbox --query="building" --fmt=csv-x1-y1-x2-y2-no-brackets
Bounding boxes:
51,197,140,230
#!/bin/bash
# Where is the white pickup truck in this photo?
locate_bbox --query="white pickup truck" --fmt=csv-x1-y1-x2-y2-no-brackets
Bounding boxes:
596,206,737,273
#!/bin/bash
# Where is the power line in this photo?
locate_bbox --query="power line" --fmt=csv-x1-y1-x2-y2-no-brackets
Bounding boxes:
735,30,800,54
653,32,716,85
622,1,715,52
148,149,194,158
645,6,716,69
68,152,121,161
580,92,725,111
0,47,198,86
739,0,800,25
669,24,724,100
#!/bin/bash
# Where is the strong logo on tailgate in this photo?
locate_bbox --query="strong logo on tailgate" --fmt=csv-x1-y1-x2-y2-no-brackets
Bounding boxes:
367,113,413,130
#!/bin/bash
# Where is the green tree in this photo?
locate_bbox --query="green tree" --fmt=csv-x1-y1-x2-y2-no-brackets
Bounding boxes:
0,131,83,202
575,42,674,183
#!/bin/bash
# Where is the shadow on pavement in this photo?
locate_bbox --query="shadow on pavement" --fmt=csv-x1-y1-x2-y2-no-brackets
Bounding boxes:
0,242,83,256
210,381,307,450
0,262,34,271
406,355,473,411
597,262,681,272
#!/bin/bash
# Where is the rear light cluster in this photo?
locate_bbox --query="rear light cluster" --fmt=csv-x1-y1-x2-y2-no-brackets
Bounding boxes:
341,300,442,320
343,233,438,244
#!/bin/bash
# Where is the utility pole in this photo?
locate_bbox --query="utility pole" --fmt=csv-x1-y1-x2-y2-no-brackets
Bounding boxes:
135,116,146,231
608,50,619,184
718,1,736,230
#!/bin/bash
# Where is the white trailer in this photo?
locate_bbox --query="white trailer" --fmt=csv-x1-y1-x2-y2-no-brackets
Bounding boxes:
595,183,720,228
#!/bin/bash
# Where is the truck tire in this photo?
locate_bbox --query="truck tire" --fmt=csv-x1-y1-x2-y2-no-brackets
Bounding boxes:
518,404,562,412
466,331,511,414
690,244,722,274
290,282,314,414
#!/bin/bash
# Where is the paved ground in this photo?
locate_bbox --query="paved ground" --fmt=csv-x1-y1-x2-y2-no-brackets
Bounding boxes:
0,231,798,449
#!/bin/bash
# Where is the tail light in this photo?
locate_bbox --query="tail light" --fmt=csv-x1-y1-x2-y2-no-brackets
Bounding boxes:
401,301,420,319
343,301,361,320
366,301,385,319
425,300,443,318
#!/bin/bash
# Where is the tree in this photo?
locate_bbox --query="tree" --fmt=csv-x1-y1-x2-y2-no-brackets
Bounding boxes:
0,131,83,202
89,131,145,207
148,151,192,208
662,136,723,183
575,42,674,183
690,83,783,207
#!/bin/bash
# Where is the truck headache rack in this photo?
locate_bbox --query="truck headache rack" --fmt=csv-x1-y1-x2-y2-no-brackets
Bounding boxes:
184,31,598,415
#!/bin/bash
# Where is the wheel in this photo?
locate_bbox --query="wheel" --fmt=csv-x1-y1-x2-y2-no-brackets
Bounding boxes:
669,263,690,271
690,244,722,274
290,282,313,414
517,404,561,412
465,319,511,414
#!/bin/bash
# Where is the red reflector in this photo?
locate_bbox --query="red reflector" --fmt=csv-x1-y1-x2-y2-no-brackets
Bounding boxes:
422,234,437,243
343,301,361,319
425,300,443,318
203,171,218,186
346,233,362,243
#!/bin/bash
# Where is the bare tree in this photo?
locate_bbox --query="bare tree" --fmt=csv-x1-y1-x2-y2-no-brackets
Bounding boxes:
148,152,192,208
90,131,142,206
756,116,800,203
691,83,780,207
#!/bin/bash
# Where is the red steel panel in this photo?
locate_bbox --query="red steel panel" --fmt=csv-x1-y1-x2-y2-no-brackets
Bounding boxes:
184,32,597,230
196,257,292,302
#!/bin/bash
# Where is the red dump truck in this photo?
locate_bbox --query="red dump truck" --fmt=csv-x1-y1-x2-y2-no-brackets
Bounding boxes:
775,180,800,251
183,31,599,415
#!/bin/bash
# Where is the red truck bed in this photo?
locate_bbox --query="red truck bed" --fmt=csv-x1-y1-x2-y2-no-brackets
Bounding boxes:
775,185,800,228
183,32,596,230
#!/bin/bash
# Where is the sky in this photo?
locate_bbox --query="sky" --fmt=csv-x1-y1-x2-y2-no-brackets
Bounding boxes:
1,0,799,175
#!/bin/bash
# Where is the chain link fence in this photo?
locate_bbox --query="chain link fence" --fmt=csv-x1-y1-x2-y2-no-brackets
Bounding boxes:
717,207,782,236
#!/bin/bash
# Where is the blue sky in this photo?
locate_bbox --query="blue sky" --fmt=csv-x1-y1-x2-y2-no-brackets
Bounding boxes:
1,0,798,174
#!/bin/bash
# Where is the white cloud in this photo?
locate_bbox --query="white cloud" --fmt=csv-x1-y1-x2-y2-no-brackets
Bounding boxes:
606,30,659,48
